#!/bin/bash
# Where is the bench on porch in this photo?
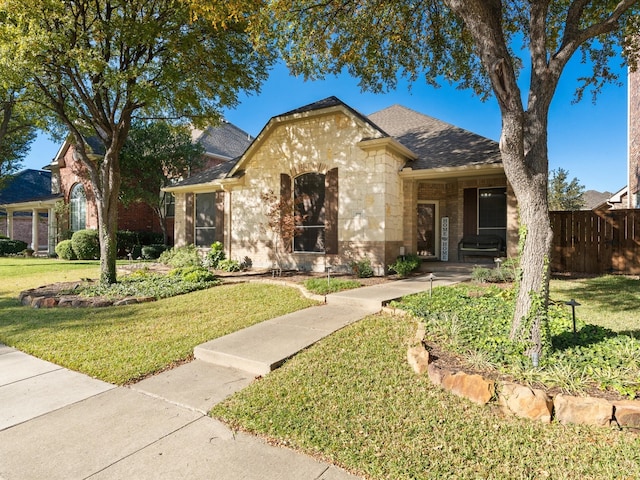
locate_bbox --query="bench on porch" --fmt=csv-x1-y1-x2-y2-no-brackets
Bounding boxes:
457,234,504,262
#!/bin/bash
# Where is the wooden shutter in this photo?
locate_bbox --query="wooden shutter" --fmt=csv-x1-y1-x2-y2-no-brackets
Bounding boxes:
280,173,293,253
463,188,478,235
185,193,194,244
214,191,225,243
325,168,339,254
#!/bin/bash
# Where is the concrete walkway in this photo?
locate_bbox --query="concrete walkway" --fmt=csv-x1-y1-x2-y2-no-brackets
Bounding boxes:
0,269,469,480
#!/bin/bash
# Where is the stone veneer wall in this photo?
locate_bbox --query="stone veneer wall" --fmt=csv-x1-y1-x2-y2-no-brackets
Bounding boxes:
226,110,406,274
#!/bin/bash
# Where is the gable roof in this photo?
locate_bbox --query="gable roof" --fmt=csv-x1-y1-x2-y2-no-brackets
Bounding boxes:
367,105,502,170
0,169,53,204
191,122,253,160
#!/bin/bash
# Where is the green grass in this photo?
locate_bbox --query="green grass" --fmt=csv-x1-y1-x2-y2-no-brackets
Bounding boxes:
213,314,640,479
550,275,640,333
303,277,361,295
0,258,317,384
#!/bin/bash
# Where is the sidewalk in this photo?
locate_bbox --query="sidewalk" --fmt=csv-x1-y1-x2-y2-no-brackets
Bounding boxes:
0,270,469,480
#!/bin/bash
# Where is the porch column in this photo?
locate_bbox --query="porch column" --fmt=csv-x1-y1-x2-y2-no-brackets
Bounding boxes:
7,209,13,238
48,206,57,254
31,209,39,251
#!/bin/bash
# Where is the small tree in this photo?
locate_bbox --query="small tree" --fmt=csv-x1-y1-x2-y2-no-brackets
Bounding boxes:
260,189,298,273
119,121,205,244
548,168,585,211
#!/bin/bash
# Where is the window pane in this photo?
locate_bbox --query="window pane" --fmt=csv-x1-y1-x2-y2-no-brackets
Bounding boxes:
293,173,326,252
478,188,506,228
196,228,217,247
70,183,86,231
195,193,216,227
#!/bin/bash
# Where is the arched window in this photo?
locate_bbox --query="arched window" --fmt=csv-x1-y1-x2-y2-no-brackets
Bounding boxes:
69,183,87,232
293,173,326,252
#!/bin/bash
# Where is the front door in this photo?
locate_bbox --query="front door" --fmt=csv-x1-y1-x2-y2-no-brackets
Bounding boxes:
417,203,437,257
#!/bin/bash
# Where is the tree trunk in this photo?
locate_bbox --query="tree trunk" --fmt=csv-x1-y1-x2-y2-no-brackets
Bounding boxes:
500,110,554,354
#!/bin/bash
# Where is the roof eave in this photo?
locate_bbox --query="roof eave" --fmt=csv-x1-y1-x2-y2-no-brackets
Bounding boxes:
162,176,244,194
399,162,504,180
357,137,417,161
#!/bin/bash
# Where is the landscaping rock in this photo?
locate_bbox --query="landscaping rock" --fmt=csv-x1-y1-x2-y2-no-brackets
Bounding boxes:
554,394,613,426
414,322,426,343
407,345,430,375
441,371,495,405
113,297,139,306
497,382,553,423
612,400,640,428
427,363,448,386
20,295,32,306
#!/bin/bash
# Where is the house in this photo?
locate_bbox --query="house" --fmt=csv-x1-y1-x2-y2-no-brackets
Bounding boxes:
0,122,252,255
0,169,60,252
165,96,518,274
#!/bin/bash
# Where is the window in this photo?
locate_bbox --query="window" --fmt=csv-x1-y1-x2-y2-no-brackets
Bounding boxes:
195,192,216,247
163,193,175,217
69,183,86,232
478,187,507,242
293,173,326,252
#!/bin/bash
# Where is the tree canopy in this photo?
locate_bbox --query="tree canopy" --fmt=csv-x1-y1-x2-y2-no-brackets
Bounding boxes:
0,89,37,187
0,0,273,283
548,168,585,211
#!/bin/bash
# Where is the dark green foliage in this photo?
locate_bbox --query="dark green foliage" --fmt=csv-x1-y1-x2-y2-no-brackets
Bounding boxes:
55,240,77,260
217,258,241,272
0,238,28,256
350,257,374,278
117,230,164,257
71,229,100,260
396,285,640,398
141,244,167,260
204,241,226,268
81,268,219,299
388,253,421,277
548,168,585,211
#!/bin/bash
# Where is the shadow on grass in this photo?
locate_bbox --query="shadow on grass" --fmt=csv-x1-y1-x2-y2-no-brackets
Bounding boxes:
552,276,640,313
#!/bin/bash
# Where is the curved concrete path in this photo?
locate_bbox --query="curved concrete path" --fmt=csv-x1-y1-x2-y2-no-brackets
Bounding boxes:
0,269,469,480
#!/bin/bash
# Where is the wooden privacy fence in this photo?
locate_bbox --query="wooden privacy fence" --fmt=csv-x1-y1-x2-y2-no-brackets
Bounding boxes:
550,209,640,274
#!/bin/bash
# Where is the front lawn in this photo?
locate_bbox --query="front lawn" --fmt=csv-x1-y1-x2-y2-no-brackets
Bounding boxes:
212,314,640,479
0,258,317,384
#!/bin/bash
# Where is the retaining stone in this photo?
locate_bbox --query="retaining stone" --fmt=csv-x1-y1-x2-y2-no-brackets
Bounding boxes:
554,394,613,426
497,382,553,423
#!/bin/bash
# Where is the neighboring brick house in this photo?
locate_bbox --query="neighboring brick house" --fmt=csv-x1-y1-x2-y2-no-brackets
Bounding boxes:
165,96,518,274
0,169,58,252
0,122,252,255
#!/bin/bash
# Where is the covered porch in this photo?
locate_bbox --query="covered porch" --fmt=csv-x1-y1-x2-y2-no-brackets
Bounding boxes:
0,196,61,255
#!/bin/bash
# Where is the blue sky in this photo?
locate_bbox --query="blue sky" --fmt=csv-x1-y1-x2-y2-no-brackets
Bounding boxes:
23,56,628,194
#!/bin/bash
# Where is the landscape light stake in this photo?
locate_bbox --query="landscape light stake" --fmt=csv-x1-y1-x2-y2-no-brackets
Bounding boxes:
565,299,581,337
427,273,436,297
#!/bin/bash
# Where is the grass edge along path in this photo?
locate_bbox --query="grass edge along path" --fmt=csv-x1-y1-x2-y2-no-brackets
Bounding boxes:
212,313,640,480
0,282,317,384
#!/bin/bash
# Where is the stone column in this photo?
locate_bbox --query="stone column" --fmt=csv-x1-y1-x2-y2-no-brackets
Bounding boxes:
48,206,57,254
31,209,39,251
7,209,13,239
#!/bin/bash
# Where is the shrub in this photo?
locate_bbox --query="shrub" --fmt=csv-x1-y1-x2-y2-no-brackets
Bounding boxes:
204,241,226,268
141,244,168,260
388,253,421,277
158,244,202,268
472,259,518,283
168,266,217,283
55,240,77,260
71,229,100,260
350,257,374,278
218,258,241,272
0,239,28,256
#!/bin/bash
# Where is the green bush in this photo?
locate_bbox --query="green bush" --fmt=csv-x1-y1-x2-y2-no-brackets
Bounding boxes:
0,239,28,256
55,240,77,260
158,244,202,268
71,229,100,260
168,266,217,283
141,244,167,260
388,253,421,277
218,258,241,272
350,257,374,278
204,241,226,268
